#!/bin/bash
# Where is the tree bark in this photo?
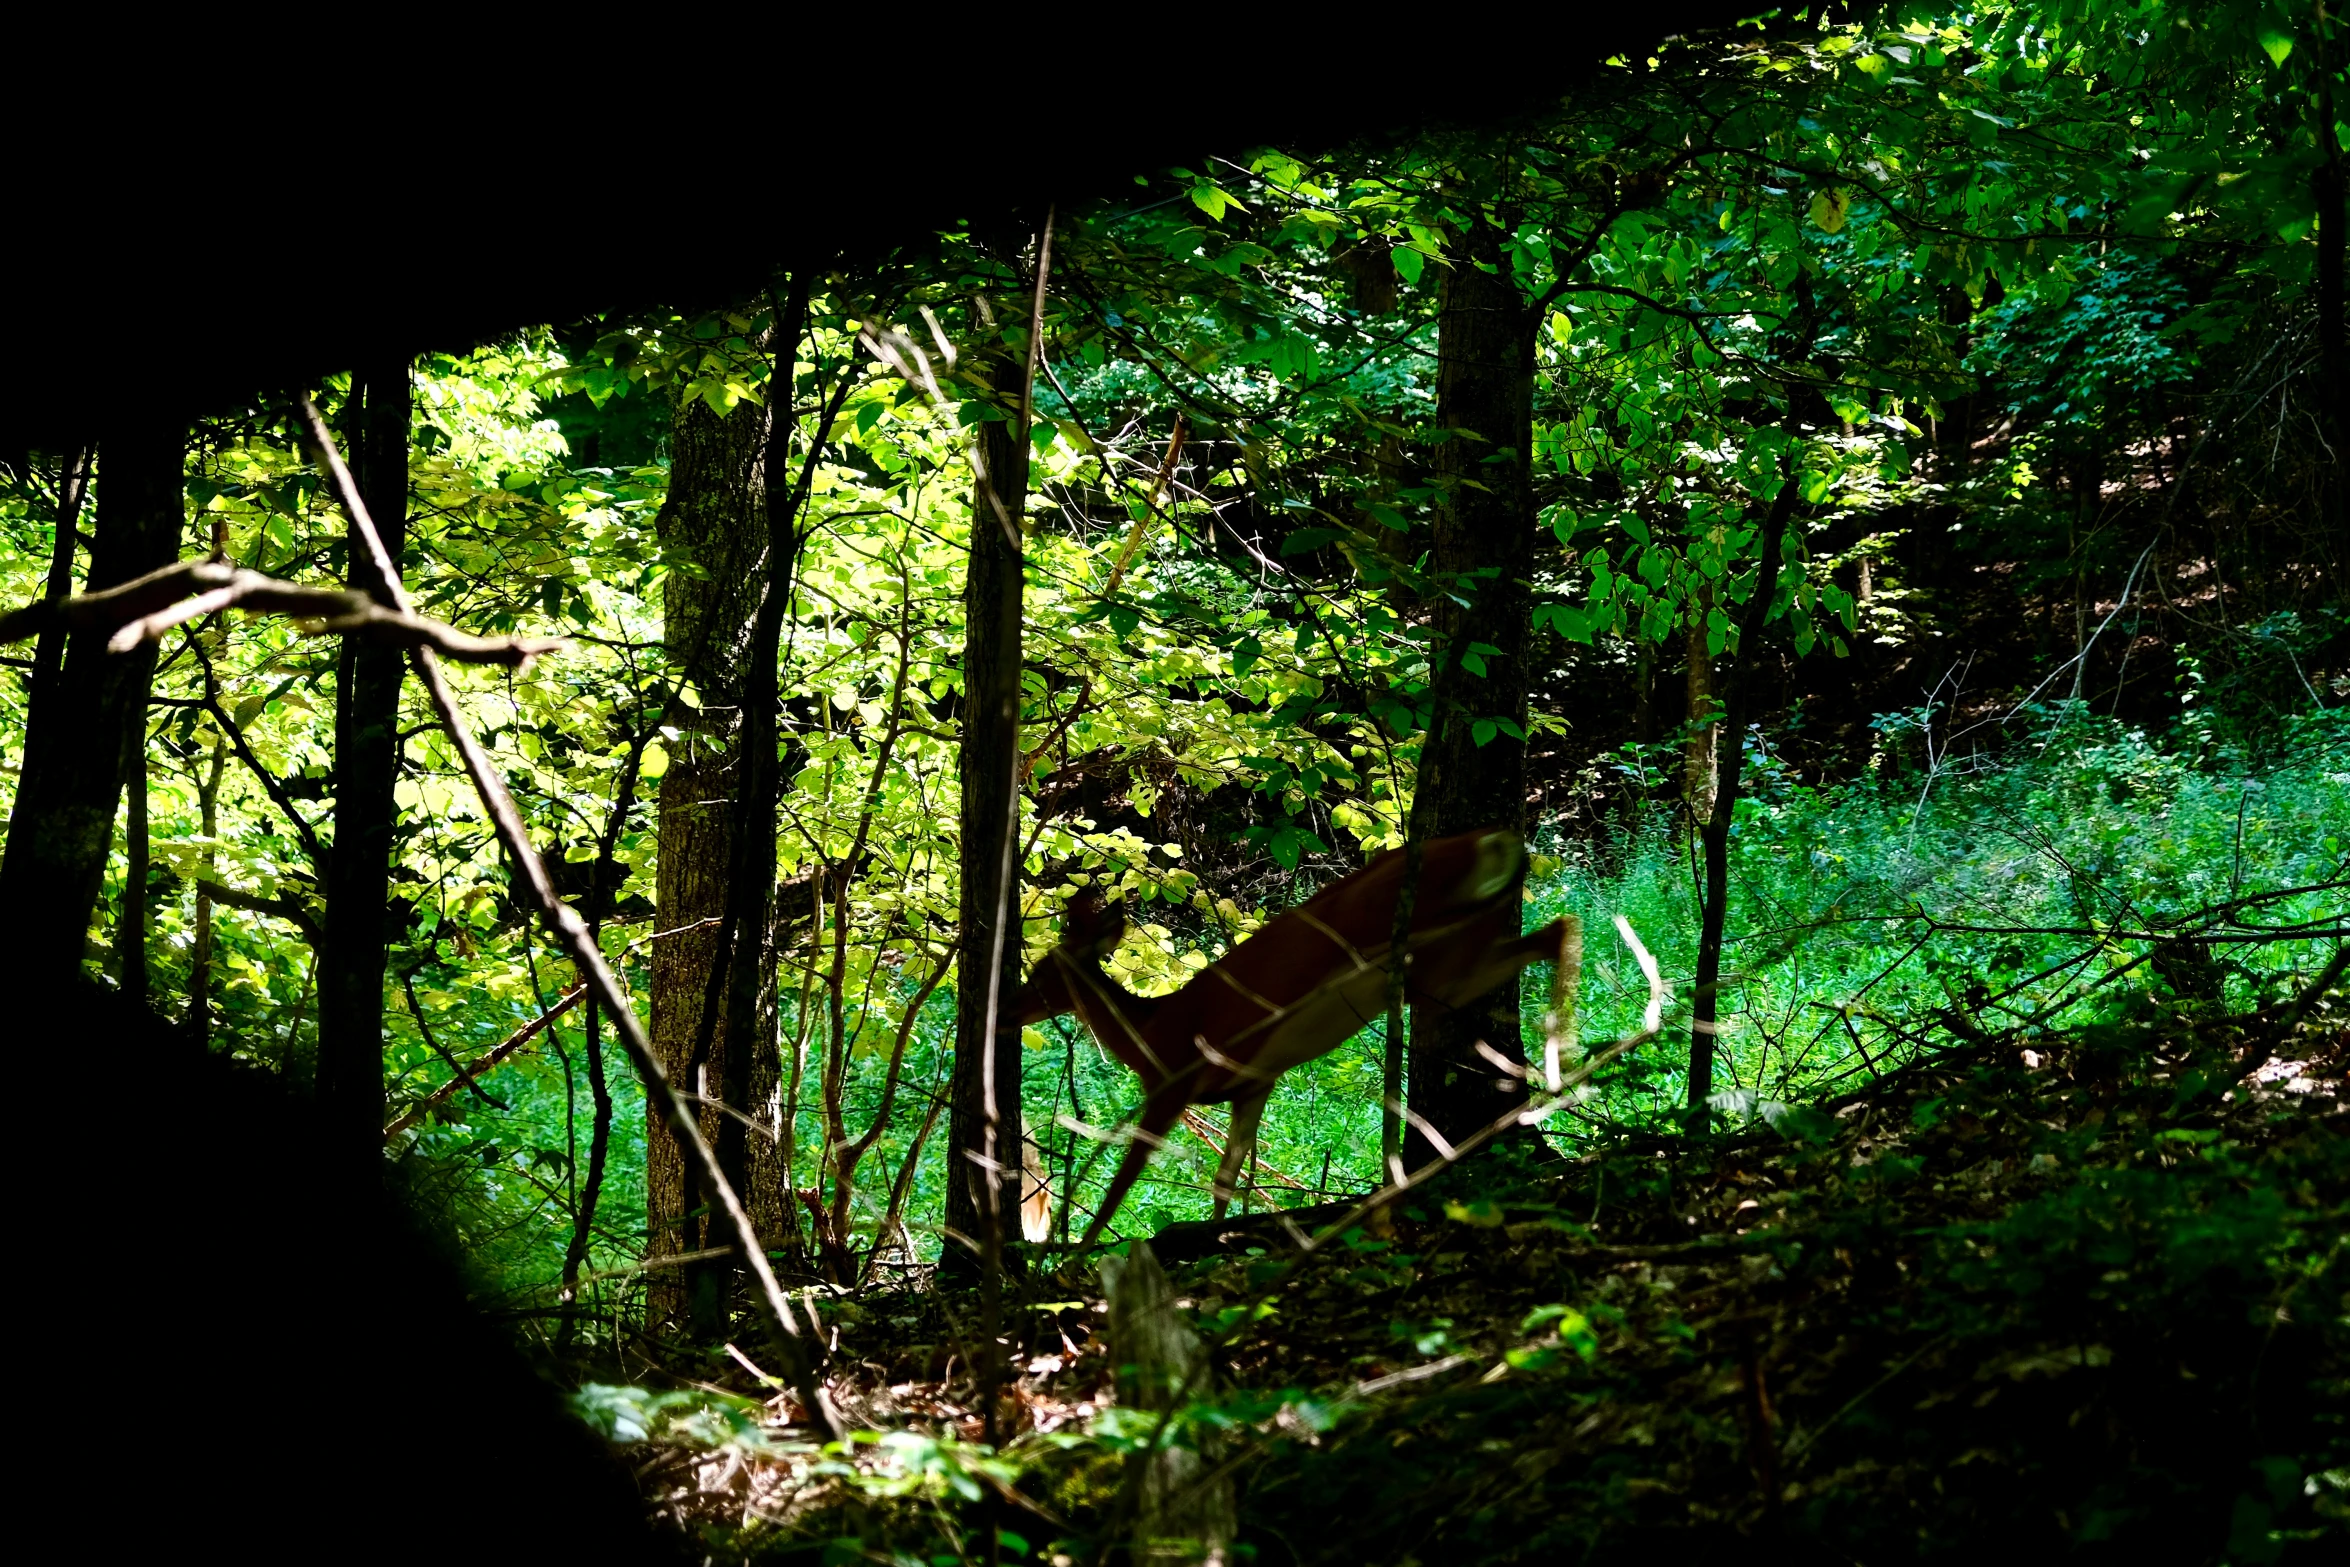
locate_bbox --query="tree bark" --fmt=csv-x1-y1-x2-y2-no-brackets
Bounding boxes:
2312,50,2345,573
1406,217,1535,1161
189,734,225,1046
28,445,90,711
0,417,183,979
944,351,1032,1279
1682,607,1718,827
120,709,150,1007
317,361,411,1166
711,275,818,1288
557,720,654,1330
646,392,769,1327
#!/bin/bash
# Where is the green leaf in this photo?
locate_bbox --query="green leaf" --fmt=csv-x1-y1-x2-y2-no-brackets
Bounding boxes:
1392,246,1426,286
1542,604,1595,644
1190,182,1244,221
2255,28,2293,67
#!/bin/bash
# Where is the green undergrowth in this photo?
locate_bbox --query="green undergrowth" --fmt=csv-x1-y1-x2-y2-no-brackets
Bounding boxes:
583,994,2348,1563
401,710,2346,1327
1529,707,2350,1132
1028,709,2350,1249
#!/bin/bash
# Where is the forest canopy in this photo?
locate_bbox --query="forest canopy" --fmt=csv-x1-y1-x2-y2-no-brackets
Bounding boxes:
3,4,2342,1561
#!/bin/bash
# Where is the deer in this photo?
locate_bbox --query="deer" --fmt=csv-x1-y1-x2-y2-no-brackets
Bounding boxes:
1016,827,1572,1248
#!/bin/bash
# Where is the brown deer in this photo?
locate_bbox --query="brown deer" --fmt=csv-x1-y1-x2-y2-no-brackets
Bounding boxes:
1016,828,1570,1246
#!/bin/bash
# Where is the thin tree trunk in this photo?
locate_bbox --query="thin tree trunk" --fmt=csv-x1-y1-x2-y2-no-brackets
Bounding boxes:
1683,607,1718,827
0,417,183,978
1406,216,1535,1161
318,360,411,1166
2313,47,2345,571
28,444,90,708
769,885,826,1261
646,390,769,1328
944,338,1034,1282
558,721,652,1323
711,279,847,1300
190,733,225,1046
1688,463,1801,1126
120,710,149,1006
746,890,801,1252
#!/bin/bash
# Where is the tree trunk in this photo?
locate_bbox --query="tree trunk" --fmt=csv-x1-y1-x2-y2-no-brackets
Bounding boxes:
713,276,816,1287
28,445,90,715
745,893,797,1248
645,392,769,1328
190,734,225,1046
0,416,183,979
1683,607,1718,828
558,720,654,1329
1406,218,1535,1161
945,355,1031,1279
2312,56,2345,574
120,712,150,1007
1688,465,1802,1127
317,360,411,1163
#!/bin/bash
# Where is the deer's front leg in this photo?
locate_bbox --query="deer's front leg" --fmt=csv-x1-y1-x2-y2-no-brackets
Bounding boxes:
1079,1098,1184,1250
1210,1090,1270,1220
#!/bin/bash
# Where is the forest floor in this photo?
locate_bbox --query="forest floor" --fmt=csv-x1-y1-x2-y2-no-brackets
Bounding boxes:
583,996,2348,1564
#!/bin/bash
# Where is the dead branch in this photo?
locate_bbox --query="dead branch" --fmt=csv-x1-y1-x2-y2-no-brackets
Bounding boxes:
0,557,567,669
381,919,724,1140
384,986,582,1137
291,400,841,1444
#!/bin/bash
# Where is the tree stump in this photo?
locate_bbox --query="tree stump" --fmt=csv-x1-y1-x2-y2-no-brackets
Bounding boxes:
1102,1240,1235,1566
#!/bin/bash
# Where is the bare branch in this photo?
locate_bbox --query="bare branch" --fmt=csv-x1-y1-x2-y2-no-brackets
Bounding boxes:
192,876,323,945
0,558,567,669
385,985,578,1137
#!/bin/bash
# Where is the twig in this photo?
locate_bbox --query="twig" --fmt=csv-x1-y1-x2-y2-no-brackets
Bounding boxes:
1099,417,1188,599
384,986,582,1137
192,654,330,871
403,967,508,1111
2232,941,2350,1084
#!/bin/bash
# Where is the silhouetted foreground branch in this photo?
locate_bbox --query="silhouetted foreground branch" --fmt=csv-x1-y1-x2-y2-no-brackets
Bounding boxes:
0,558,567,668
